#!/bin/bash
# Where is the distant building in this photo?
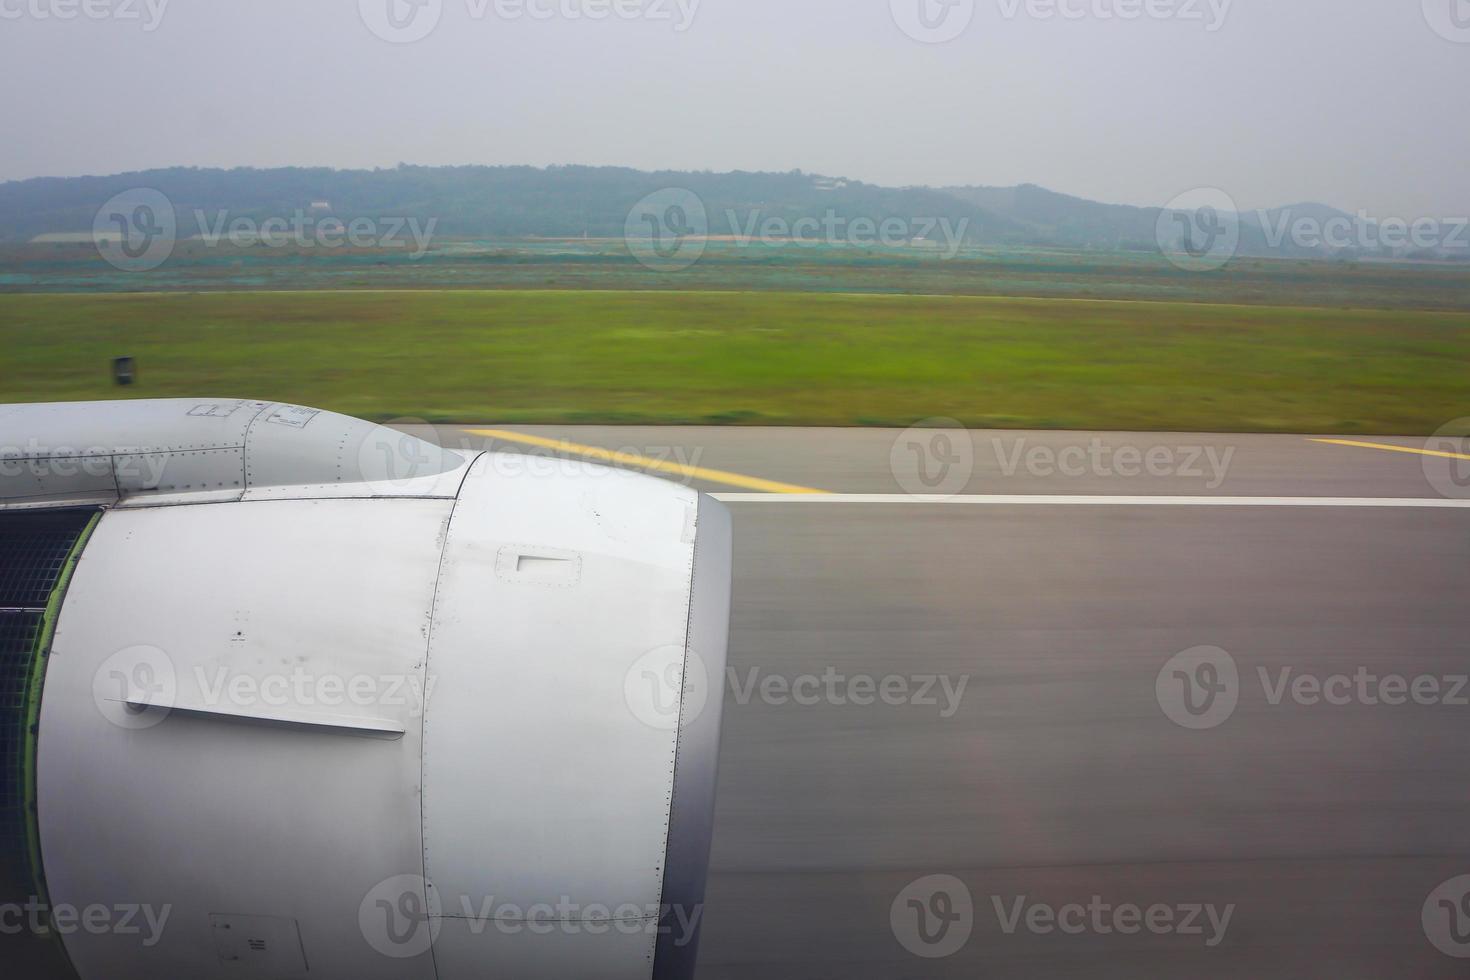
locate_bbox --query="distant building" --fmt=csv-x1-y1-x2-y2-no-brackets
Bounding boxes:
310,201,332,211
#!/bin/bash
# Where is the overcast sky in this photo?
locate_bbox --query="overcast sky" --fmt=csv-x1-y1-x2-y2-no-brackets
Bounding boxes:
1,0,1466,216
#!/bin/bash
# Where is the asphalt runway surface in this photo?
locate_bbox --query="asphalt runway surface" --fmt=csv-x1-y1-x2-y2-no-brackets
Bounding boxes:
422,425,1470,978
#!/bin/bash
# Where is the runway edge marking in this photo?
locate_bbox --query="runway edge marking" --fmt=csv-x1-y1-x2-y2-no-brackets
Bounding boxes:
1309,438,1470,462
464,428,828,495
709,494,1470,507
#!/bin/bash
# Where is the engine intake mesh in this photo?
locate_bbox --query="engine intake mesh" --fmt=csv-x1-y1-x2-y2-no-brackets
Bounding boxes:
0,508,98,979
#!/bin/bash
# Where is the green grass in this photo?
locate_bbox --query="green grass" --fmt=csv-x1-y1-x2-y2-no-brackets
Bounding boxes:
1,289,1466,433
8,240,1470,311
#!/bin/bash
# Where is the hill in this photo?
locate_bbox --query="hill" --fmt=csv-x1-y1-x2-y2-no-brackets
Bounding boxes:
0,165,1463,262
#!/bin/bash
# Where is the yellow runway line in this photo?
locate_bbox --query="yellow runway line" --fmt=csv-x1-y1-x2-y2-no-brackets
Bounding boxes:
1309,438,1470,462
465,429,829,495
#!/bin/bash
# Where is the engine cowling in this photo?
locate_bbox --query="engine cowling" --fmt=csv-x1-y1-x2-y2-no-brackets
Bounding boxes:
0,398,731,980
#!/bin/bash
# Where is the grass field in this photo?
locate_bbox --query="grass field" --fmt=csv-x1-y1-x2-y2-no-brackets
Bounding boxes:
1,289,1466,433
6,240,1470,311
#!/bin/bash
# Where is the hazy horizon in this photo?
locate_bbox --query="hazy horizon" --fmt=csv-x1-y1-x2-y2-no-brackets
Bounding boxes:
0,160,1402,216
2,0,1467,218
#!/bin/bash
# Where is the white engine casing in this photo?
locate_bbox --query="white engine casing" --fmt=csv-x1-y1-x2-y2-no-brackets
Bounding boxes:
0,399,732,980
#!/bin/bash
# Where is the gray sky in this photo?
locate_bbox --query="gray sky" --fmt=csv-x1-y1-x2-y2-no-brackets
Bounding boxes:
1,0,1467,216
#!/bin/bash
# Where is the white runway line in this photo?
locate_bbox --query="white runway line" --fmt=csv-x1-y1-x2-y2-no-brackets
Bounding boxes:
711,494,1470,508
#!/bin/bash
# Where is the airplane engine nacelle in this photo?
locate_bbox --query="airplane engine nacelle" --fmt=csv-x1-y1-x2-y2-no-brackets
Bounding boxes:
0,399,731,980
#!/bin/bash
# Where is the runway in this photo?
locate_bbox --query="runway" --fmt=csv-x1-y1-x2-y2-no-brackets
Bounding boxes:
423,425,1470,977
